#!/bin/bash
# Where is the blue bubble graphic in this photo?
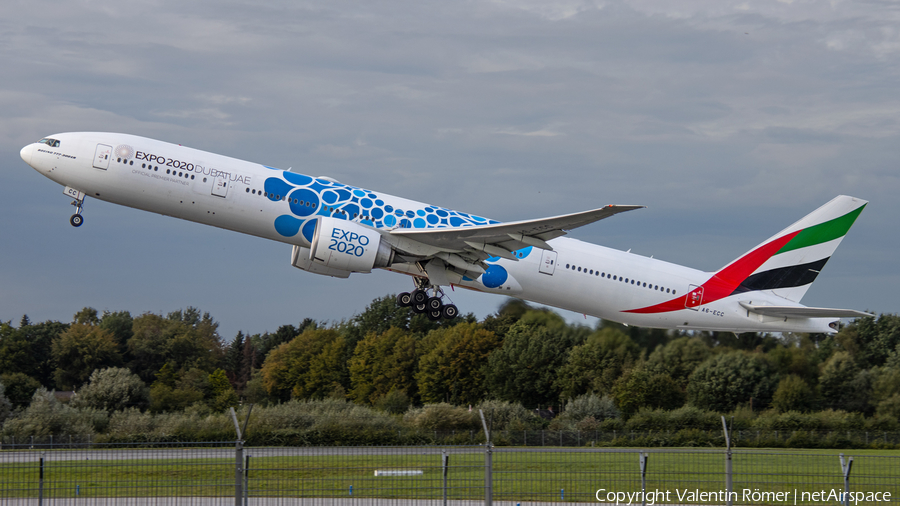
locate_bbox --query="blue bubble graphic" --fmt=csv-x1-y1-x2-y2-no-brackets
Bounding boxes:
274,215,303,237
289,189,319,217
283,172,313,186
481,265,508,288
265,178,293,200
302,219,317,243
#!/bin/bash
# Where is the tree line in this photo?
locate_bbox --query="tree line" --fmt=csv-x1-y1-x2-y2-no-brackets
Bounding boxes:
2,296,900,441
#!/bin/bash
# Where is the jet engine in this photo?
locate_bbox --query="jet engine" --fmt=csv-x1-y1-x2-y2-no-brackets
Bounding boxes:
294,217,394,276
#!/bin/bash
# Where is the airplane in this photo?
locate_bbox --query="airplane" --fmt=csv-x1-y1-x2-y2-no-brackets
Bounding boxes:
20,132,872,334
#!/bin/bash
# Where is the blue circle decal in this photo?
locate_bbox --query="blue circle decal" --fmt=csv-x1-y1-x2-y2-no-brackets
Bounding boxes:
481,265,508,288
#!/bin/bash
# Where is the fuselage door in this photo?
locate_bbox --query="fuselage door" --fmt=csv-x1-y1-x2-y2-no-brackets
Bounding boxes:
211,173,229,198
92,144,112,170
685,284,704,310
539,250,558,275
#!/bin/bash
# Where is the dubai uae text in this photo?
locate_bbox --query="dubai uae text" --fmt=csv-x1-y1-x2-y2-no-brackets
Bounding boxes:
595,488,892,505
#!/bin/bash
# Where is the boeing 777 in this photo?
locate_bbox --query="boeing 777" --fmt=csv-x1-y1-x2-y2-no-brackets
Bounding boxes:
20,132,871,333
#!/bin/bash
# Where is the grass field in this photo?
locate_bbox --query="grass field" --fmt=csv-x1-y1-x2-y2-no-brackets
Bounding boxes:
1,447,898,503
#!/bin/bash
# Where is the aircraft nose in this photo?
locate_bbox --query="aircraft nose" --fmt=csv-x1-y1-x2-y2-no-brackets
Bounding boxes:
20,143,33,165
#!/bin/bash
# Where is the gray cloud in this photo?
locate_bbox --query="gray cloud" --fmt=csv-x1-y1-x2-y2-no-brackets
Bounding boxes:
2,0,897,336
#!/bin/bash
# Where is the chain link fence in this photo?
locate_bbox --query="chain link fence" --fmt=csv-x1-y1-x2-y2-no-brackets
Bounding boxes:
1,441,898,505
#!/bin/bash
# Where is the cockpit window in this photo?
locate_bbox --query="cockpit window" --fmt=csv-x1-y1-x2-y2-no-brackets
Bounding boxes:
39,138,60,148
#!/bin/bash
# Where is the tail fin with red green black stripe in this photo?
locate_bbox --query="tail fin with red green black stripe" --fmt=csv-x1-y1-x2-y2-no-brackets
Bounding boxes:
716,195,867,303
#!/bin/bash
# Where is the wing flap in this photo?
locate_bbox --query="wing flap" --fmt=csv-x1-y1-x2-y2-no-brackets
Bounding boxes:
739,302,873,319
389,204,643,251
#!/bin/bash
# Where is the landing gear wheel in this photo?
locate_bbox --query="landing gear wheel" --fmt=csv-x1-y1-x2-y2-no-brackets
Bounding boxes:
70,214,84,227
413,302,427,314
411,289,428,305
441,304,459,320
426,297,443,312
397,292,412,307
427,309,443,321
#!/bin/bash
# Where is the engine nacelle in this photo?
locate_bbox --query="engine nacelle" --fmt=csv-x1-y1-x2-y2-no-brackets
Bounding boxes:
308,217,394,273
291,245,351,278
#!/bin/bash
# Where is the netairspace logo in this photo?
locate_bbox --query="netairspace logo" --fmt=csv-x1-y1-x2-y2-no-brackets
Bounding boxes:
595,488,892,505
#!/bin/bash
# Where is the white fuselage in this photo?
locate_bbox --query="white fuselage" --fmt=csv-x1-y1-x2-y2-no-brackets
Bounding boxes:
20,132,836,334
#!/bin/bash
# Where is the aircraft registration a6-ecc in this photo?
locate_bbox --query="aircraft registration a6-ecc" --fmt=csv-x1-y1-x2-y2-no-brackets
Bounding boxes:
21,132,873,333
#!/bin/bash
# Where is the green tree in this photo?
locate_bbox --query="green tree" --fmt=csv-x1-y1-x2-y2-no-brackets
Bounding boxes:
348,327,418,404
2,388,95,437
611,365,684,417
0,381,12,424
0,320,67,388
99,310,134,355
51,323,122,389
562,392,621,423
208,368,239,412
149,383,204,412
645,336,712,388
771,374,815,413
415,322,501,405
555,327,640,400
818,351,871,413
73,307,100,325
687,351,777,412
836,314,900,368
73,367,149,412
0,372,41,409
261,328,348,401
127,308,224,383
484,318,584,408
766,335,820,385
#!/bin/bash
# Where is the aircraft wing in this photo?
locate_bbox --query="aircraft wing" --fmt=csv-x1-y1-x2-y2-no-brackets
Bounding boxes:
389,205,644,255
739,302,874,319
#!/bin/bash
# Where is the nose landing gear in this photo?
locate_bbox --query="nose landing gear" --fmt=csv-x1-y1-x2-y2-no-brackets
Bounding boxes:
397,278,458,321
70,198,85,227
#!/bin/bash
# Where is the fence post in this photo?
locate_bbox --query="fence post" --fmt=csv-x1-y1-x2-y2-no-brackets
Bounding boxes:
442,450,449,506
230,407,244,506
480,409,493,506
244,455,251,506
840,454,853,506
235,440,244,506
38,453,44,506
722,416,733,506
639,452,648,506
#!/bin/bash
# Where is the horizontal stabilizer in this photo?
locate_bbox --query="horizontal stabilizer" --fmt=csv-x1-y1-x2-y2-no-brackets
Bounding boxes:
739,302,873,319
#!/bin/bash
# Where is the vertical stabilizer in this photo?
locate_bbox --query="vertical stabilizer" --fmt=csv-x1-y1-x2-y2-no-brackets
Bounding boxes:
718,195,867,302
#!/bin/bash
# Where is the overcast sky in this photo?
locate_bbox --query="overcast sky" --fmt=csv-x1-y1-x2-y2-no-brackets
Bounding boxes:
3,0,898,339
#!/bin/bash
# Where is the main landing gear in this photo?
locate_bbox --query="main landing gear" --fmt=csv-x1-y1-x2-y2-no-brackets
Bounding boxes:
69,197,85,227
397,278,459,321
